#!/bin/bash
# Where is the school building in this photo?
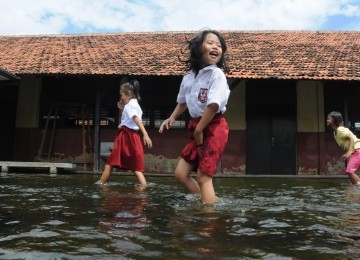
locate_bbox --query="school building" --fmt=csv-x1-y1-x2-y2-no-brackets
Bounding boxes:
0,31,359,175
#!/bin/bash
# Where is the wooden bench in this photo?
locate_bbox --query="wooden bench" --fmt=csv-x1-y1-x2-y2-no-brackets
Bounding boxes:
0,161,76,174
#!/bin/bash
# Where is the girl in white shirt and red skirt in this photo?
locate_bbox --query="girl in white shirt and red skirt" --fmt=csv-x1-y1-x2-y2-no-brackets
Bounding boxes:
160,29,230,204
98,80,152,186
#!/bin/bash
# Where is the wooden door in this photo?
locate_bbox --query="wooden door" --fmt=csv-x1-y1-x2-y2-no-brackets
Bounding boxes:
246,80,297,175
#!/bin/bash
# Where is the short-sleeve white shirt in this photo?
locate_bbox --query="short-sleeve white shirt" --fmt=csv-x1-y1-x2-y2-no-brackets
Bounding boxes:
176,65,230,118
119,99,142,130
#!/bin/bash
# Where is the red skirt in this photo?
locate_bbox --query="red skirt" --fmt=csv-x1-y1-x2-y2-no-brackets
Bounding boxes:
106,126,145,172
181,114,229,176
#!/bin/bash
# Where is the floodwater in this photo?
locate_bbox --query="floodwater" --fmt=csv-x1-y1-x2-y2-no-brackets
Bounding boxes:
0,173,359,259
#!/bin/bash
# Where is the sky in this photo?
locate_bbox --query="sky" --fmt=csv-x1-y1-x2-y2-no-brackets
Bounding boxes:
0,0,359,35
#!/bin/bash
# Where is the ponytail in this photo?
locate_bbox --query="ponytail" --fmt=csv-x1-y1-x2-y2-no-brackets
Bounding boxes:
129,79,141,101
120,79,141,101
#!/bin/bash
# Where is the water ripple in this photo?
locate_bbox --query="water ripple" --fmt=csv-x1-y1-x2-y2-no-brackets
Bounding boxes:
0,174,359,259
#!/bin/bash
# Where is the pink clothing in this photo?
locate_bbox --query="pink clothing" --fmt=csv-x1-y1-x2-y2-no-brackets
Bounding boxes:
346,149,360,174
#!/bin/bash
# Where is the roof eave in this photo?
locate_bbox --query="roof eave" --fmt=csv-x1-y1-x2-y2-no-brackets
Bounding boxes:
0,68,20,81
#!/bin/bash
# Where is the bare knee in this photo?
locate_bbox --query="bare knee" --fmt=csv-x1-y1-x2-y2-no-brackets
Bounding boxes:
196,172,212,186
174,159,192,183
174,168,188,183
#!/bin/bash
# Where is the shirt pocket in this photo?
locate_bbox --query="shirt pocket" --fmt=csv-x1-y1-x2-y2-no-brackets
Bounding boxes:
196,79,210,104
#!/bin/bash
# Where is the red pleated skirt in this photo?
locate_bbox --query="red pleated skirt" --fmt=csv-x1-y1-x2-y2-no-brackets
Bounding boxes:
106,126,145,172
181,114,229,176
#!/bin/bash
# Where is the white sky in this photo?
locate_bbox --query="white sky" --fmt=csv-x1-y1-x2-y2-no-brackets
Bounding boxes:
0,0,359,35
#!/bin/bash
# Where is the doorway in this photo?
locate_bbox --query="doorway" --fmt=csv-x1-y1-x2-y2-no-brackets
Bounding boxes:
246,80,297,175
0,85,18,160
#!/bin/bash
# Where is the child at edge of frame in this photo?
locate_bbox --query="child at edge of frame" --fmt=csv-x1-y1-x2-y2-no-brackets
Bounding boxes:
327,111,360,185
159,29,231,205
96,79,152,186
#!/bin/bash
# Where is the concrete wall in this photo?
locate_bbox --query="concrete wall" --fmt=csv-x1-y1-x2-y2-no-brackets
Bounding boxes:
13,77,42,161
16,76,42,128
222,79,330,175
297,80,324,133
222,80,246,174
11,76,350,175
296,80,327,175
226,80,246,130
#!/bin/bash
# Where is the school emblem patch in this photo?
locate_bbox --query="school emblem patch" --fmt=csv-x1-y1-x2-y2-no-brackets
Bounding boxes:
198,88,208,103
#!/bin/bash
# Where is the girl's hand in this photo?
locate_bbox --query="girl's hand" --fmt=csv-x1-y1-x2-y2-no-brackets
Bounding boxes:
143,134,152,149
117,100,124,110
193,129,203,146
342,151,352,160
159,117,174,133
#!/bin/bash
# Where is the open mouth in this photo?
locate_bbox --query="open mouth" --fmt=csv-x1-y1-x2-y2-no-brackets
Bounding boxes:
209,51,218,58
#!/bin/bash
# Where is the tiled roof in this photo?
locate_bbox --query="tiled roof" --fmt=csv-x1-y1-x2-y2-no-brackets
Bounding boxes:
0,31,359,80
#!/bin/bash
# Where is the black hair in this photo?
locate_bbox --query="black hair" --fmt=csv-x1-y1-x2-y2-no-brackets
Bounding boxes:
120,79,141,101
328,111,344,127
180,29,229,75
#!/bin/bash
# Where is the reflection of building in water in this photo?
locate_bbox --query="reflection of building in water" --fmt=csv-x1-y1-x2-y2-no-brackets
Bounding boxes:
98,188,149,239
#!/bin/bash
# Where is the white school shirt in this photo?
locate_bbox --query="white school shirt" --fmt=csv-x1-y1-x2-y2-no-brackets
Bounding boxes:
119,99,142,130
176,65,230,118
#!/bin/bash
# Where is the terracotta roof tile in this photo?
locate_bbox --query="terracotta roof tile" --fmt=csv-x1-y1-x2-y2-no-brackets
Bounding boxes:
0,31,359,80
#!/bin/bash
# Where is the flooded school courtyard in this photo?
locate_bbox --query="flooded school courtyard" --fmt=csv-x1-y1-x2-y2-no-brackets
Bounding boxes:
0,173,359,259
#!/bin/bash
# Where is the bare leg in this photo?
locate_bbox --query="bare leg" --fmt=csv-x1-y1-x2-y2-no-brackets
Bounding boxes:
197,170,216,204
133,171,147,186
99,164,113,184
175,159,200,194
347,172,360,185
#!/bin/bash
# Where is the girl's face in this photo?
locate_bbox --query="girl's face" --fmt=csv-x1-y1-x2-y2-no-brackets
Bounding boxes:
201,33,223,67
326,115,335,126
119,88,132,104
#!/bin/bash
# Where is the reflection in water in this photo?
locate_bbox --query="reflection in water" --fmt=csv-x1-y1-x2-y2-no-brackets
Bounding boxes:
336,185,360,252
0,174,360,258
167,201,225,257
99,186,149,240
98,185,149,255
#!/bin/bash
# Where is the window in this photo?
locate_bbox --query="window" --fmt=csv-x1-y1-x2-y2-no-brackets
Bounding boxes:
324,81,360,134
40,75,187,129
142,107,189,129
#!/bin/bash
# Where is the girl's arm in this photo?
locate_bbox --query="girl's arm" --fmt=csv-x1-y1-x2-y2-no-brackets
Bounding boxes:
159,103,187,133
343,135,355,159
193,103,219,146
133,116,152,149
